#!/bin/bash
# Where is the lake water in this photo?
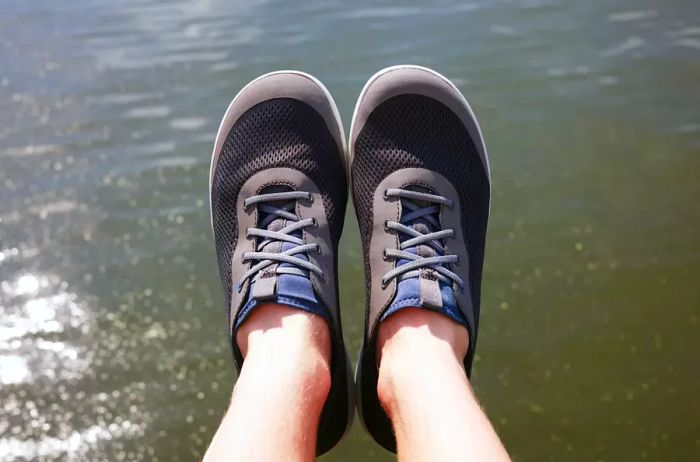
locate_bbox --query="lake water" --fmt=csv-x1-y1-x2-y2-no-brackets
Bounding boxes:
1,0,699,460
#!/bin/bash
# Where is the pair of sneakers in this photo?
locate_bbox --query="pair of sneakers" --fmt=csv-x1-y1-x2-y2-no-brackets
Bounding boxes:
209,65,491,455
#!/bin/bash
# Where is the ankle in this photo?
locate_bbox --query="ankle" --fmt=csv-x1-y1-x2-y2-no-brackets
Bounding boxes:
377,307,469,364
241,344,331,408
376,308,469,414
236,303,332,400
237,303,331,356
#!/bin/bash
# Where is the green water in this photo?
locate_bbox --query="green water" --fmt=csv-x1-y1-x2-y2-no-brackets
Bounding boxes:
1,0,699,460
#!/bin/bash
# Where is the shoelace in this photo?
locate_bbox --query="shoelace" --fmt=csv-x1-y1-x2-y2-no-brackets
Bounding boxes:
237,191,322,292
382,188,465,292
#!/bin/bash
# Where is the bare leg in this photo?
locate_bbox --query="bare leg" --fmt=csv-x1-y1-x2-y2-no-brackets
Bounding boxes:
203,304,330,462
377,308,511,462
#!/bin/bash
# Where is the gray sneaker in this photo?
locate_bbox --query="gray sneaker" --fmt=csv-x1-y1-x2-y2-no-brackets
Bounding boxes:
349,65,491,452
209,71,353,455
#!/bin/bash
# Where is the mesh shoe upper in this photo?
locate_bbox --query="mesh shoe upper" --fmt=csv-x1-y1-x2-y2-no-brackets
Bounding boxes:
353,94,490,338
211,98,346,329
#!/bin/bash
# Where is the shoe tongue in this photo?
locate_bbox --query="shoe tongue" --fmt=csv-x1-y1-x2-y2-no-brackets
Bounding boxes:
265,218,287,233
257,213,297,257
411,221,431,235
257,185,302,253
401,206,440,259
395,194,447,309
399,185,440,254
248,187,314,303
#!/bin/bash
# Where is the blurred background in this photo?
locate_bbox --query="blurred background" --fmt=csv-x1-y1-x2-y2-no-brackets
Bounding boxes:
1,0,699,460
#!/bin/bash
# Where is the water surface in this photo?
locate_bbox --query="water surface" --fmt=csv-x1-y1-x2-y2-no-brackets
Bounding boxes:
1,0,699,460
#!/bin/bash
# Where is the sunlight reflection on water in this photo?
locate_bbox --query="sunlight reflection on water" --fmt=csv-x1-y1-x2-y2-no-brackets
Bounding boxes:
0,272,98,458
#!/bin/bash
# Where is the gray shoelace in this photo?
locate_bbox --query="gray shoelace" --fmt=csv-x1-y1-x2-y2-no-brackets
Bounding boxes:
237,191,322,292
382,188,465,292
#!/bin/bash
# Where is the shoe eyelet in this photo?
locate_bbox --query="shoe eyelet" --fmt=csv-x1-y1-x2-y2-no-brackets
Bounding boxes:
311,217,318,228
383,189,389,199
384,220,390,232
307,194,314,204
382,249,389,261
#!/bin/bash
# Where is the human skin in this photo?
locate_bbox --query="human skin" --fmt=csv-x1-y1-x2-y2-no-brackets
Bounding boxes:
203,304,511,462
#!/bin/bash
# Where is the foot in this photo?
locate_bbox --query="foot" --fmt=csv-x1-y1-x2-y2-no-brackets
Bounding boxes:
209,71,352,455
350,65,491,452
376,308,469,417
